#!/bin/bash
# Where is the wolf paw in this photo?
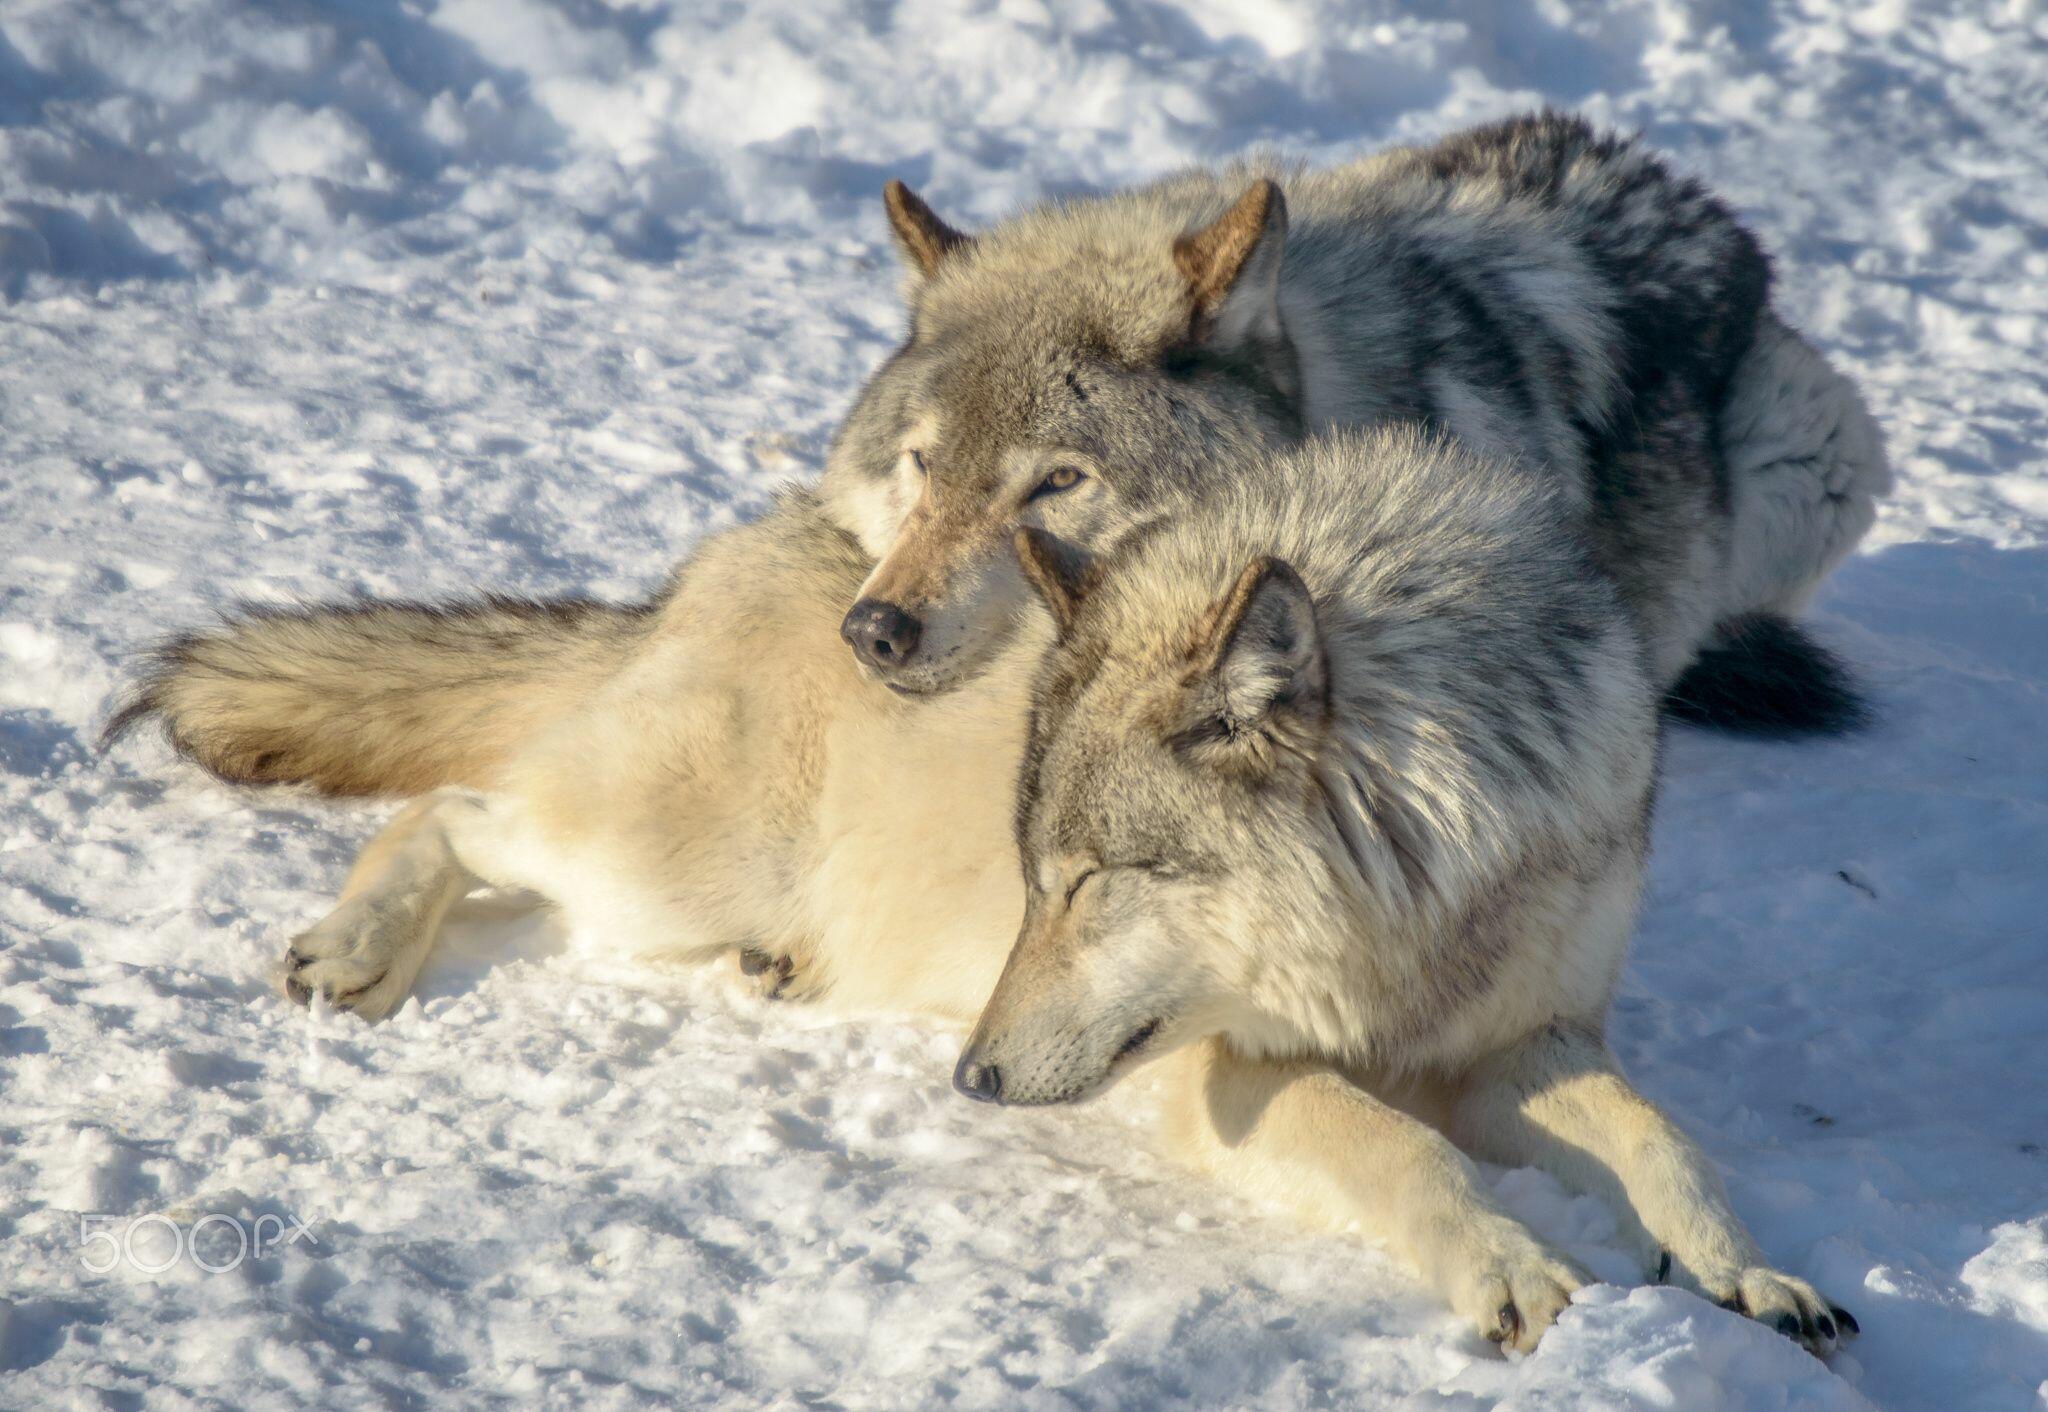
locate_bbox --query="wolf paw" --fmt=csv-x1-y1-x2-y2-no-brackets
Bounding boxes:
282,898,427,1023
736,947,794,998
1704,1267,1857,1358
1445,1217,1588,1354
733,946,822,1002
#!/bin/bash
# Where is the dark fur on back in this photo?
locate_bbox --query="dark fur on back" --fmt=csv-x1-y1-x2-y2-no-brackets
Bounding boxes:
1408,116,1868,737
1414,110,1771,420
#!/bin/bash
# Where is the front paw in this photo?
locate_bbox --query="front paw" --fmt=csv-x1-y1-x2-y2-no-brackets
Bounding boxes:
1443,1215,1589,1354
1697,1264,1858,1358
282,899,422,1022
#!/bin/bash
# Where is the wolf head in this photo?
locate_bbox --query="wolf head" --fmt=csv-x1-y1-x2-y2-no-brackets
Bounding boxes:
819,177,1303,695
954,429,1659,1107
955,526,1348,1107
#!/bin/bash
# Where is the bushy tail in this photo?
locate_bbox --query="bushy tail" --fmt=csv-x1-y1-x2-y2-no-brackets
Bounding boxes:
1663,613,1870,738
103,596,655,796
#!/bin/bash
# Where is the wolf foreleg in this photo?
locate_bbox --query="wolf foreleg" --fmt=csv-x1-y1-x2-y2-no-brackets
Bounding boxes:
1449,1023,1856,1356
1164,1039,1586,1352
285,789,537,1021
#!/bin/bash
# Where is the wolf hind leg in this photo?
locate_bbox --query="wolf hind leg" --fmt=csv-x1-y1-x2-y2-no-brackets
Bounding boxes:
1164,1039,1586,1352
1720,314,1890,618
286,788,539,1021
1448,1022,1857,1357
1676,316,1890,737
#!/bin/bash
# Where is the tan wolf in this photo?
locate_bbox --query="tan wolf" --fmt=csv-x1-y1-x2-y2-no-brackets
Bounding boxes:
110,428,1855,1357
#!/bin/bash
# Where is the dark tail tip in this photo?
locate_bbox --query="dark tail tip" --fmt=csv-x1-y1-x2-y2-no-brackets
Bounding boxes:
95,631,197,754
1664,614,1871,738
97,689,160,753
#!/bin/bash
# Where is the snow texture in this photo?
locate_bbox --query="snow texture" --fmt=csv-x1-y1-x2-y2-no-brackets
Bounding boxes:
3,0,2046,1407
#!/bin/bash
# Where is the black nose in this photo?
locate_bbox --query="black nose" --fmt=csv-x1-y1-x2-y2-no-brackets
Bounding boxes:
840,598,923,671
953,1050,1003,1104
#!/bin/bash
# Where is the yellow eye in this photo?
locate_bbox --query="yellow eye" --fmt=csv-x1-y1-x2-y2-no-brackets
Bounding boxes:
1032,465,1086,501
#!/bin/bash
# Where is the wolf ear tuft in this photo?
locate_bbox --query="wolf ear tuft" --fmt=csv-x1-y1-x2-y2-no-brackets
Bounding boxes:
1172,180,1288,342
1015,528,1098,634
885,180,971,280
1172,555,1327,765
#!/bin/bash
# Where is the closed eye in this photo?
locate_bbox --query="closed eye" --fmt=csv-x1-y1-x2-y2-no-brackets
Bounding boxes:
1063,867,1099,906
908,449,928,475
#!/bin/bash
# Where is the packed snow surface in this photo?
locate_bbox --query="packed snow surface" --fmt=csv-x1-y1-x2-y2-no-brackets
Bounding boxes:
4,0,2046,1406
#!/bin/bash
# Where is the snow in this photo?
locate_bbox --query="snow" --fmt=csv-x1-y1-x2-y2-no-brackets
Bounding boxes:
3,0,2045,1406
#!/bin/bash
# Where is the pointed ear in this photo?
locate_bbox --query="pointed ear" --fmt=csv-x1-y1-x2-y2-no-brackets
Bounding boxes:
885,180,971,280
1172,180,1287,343
1173,556,1327,762
1015,527,1098,634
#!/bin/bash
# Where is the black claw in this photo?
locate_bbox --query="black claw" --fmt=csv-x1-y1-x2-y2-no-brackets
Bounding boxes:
1816,1314,1836,1341
1830,1305,1859,1336
1775,1313,1802,1339
284,976,311,1005
1655,1251,1672,1284
739,948,795,997
1718,1296,1744,1314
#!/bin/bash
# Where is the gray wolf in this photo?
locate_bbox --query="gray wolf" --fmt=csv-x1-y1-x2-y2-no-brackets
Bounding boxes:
107,429,1855,1357
965,425,1856,1353
825,112,1886,729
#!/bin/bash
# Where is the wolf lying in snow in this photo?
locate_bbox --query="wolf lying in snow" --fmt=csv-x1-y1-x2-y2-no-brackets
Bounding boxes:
823,111,1886,731
113,428,1856,1356
968,428,1857,1354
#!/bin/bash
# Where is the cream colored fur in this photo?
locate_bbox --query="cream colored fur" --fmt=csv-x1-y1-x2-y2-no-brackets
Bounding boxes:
284,491,1032,1029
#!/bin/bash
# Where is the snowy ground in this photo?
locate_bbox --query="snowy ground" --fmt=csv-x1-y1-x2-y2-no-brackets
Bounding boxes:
4,0,2046,1406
